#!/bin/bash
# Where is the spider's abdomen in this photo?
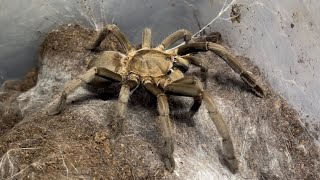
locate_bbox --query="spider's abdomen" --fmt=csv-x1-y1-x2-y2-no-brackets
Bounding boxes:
127,50,173,77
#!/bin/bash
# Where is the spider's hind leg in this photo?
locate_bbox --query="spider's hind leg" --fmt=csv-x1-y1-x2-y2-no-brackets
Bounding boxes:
47,67,121,115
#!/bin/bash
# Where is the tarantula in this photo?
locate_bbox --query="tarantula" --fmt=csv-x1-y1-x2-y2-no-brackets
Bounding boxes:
47,24,264,173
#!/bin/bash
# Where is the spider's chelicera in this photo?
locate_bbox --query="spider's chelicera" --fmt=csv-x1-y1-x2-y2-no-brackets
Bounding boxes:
47,24,265,173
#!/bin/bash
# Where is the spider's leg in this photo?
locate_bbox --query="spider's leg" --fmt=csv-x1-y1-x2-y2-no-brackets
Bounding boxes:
112,74,139,138
164,78,238,173
167,78,203,118
156,29,192,51
177,42,265,97
181,55,209,85
89,24,134,53
143,79,175,172
181,55,209,72
142,28,152,49
166,76,203,117
47,67,121,115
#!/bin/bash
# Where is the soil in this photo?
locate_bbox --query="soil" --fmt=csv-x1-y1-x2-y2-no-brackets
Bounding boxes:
0,24,319,180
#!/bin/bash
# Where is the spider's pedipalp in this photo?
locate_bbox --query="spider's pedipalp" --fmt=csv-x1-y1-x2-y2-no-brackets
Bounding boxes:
157,29,192,50
182,55,209,72
177,42,265,97
171,56,190,73
182,55,209,87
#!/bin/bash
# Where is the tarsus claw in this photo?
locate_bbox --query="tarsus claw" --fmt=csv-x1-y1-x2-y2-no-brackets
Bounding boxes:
224,156,239,174
164,156,175,173
240,72,265,97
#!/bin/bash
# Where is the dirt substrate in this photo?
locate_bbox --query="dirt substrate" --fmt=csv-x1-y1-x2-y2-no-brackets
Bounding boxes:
0,24,319,180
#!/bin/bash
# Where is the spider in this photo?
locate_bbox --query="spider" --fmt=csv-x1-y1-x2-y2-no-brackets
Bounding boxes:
47,24,265,173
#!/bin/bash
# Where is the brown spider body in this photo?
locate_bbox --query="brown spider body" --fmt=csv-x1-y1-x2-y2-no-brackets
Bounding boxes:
47,24,265,173
88,48,188,89
127,49,173,77
89,49,175,77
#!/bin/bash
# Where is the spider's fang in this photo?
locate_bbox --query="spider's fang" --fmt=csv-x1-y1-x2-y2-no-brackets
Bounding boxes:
167,68,173,75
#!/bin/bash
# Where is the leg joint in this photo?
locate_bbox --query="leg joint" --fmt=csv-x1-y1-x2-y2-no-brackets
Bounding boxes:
79,67,97,83
141,76,153,86
123,73,139,89
157,93,167,99
105,24,117,31
205,42,209,50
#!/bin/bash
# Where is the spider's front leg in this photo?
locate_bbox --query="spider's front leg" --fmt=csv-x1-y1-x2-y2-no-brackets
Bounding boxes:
112,74,139,138
164,77,239,173
143,78,175,172
142,28,152,49
177,42,265,97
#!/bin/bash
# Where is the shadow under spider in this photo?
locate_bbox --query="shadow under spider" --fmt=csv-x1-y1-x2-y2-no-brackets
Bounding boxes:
210,71,255,95
168,97,197,127
67,80,238,172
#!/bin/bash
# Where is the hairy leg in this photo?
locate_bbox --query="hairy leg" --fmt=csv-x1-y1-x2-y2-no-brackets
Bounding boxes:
89,24,134,53
112,74,139,138
177,42,265,97
157,29,192,50
164,78,238,173
142,28,152,49
143,79,175,172
181,55,209,72
47,67,121,115
181,55,209,85
165,76,203,117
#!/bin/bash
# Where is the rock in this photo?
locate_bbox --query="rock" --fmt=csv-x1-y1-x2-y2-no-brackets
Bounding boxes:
0,24,319,180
